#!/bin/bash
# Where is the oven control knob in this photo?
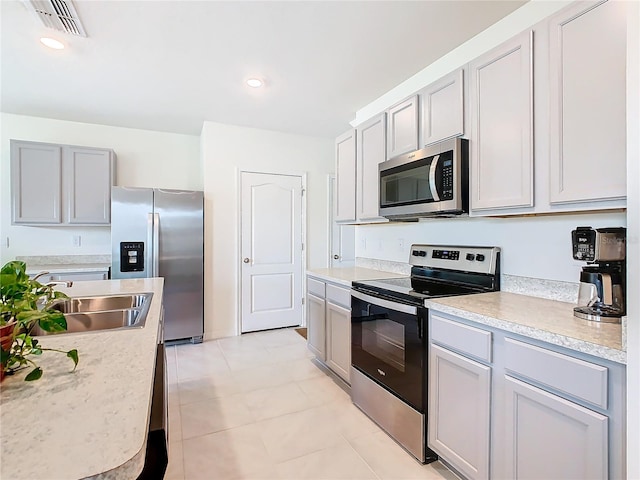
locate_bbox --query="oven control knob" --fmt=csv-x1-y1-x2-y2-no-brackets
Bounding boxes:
466,253,475,261
412,250,420,256
419,251,426,257
476,254,485,262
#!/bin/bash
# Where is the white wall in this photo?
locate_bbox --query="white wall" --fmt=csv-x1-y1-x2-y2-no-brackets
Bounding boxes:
626,0,639,476
0,113,201,262
356,212,626,282
352,0,572,126
201,122,333,340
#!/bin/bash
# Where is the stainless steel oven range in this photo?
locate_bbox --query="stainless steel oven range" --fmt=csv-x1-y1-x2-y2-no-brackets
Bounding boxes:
351,244,501,463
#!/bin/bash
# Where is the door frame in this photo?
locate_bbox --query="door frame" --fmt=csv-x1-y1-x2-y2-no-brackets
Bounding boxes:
236,168,308,334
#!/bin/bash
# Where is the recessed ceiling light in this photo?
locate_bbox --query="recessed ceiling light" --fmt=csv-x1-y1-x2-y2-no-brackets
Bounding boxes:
246,78,263,88
40,37,65,49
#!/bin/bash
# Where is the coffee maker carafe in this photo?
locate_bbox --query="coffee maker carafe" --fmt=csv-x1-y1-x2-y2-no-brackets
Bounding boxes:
572,226,626,323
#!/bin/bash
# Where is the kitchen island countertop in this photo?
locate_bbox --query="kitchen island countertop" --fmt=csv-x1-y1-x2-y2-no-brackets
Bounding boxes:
0,278,164,480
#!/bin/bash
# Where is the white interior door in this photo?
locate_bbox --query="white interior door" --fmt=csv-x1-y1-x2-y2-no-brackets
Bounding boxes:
241,172,303,333
329,176,355,267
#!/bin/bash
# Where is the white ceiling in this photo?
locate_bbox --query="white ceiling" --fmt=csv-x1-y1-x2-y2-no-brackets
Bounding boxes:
1,0,527,138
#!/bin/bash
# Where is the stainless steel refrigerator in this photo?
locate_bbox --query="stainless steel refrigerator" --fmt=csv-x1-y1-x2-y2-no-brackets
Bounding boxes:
111,187,204,343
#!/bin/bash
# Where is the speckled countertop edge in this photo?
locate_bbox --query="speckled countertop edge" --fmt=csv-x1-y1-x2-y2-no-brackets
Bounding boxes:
0,278,164,480
307,266,406,287
426,292,625,365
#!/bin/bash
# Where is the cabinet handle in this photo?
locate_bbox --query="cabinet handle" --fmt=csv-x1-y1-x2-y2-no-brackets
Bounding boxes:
243,258,250,264
333,255,340,260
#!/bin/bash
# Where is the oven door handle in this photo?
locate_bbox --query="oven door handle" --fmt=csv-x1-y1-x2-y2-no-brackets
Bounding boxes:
351,290,418,315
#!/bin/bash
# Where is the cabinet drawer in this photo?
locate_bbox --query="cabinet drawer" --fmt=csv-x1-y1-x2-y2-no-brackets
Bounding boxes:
326,283,350,309
307,277,325,298
504,338,608,409
430,314,492,363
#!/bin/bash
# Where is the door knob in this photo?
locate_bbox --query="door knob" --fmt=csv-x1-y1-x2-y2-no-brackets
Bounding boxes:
333,255,339,260
243,258,250,263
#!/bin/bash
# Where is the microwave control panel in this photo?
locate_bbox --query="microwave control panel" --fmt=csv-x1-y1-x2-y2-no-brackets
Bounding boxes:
439,151,454,200
120,242,145,272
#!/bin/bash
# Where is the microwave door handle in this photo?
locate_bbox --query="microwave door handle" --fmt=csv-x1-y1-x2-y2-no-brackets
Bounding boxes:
429,154,441,201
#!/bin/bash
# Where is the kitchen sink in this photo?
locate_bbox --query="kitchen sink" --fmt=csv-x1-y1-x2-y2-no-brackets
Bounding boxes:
50,293,151,313
33,292,153,335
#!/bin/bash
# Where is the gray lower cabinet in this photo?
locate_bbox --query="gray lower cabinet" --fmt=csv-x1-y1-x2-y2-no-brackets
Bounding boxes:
306,275,351,384
429,310,625,480
503,375,608,479
11,139,116,226
307,278,326,361
326,299,351,383
429,314,492,480
429,344,491,480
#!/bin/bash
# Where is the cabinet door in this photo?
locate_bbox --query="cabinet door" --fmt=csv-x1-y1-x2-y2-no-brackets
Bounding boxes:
387,95,419,159
429,344,491,480
10,140,62,224
422,69,464,146
65,147,114,224
335,130,357,223
307,293,326,361
503,375,608,480
548,0,626,204
326,300,351,383
328,176,355,267
469,31,533,211
356,114,388,223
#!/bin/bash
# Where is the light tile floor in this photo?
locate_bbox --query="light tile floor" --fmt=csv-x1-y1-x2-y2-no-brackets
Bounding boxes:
165,328,459,480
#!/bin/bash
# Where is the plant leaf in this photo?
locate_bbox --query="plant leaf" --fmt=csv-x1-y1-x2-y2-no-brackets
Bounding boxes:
67,349,79,369
38,312,67,332
25,367,43,381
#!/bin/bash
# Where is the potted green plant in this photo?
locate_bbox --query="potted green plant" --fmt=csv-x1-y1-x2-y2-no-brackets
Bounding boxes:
0,261,78,381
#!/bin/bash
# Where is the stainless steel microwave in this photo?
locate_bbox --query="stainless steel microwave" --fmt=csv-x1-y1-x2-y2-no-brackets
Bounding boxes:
379,138,468,220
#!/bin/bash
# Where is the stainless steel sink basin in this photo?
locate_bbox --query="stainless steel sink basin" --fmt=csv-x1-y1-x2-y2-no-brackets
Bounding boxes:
34,292,153,335
32,309,141,335
50,294,151,313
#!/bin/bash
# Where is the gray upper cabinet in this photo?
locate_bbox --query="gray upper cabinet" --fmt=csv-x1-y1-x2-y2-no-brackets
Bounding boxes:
421,69,464,146
469,31,534,212
11,140,116,226
11,141,63,224
548,0,627,204
386,94,419,159
335,130,357,223
356,113,388,223
65,146,114,224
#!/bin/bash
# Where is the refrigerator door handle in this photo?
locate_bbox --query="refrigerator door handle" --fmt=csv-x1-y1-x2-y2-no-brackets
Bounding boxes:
147,213,154,277
153,213,160,277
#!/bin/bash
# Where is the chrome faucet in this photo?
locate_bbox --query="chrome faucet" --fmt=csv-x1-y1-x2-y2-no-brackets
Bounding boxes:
32,271,50,282
45,280,73,288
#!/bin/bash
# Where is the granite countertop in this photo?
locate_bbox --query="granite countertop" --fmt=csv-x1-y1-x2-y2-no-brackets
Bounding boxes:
307,266,406,287
0,278,164,480
25,263,111,275
426,291,625,364
16,255,111,275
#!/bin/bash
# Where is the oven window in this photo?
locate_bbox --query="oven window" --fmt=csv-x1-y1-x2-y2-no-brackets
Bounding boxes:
380,159,434,207
362,319,405,372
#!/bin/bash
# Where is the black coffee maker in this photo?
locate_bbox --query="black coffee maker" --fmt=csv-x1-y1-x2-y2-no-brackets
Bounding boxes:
572,227,626,323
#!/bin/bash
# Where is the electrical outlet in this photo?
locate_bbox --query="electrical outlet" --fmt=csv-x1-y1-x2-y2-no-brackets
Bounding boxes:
360,238,367,250
72,235,81,247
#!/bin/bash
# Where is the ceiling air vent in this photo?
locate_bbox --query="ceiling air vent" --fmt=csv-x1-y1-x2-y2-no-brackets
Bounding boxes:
23,0,87,37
